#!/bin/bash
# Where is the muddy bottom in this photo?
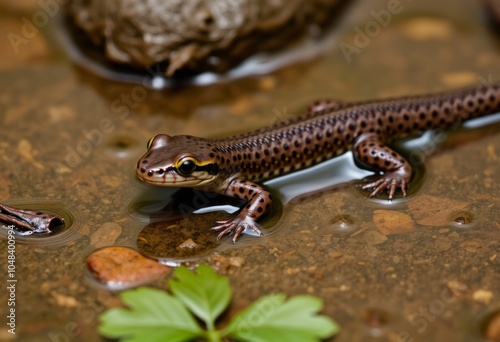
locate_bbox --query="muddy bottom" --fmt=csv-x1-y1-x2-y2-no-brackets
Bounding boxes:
0,0,499,341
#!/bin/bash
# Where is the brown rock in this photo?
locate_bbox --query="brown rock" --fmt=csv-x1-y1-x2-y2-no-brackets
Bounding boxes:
472,289,493,304
178,238,198,249
51,292,79,308
66,0,347,76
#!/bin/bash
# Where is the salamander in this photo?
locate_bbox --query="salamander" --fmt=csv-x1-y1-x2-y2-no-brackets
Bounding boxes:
136,83,500,241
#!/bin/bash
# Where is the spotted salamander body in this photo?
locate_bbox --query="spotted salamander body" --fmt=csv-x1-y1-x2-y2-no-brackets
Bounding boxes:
137,83,500,241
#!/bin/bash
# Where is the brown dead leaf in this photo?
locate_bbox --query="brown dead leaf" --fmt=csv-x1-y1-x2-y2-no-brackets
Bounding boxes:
87,246,170,288
373,210,416,235
408,195,470,226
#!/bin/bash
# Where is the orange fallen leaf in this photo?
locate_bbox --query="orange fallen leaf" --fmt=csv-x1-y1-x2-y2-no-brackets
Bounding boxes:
87,247,170,289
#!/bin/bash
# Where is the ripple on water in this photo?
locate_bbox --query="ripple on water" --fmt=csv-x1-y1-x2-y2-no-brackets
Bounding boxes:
330,214,360,236
447,210,476,229
0,201,81,247
104,134,143,159
362,308,391,337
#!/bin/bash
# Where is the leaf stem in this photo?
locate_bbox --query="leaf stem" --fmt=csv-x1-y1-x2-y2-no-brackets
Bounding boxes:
205,329,221,342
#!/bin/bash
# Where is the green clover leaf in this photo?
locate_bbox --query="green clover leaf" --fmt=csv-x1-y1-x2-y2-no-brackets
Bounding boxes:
224,293,340,342
99,287,203,342
169,264,232,330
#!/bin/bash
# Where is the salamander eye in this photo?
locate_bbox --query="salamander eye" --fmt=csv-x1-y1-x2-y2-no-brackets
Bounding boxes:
176,158,197,175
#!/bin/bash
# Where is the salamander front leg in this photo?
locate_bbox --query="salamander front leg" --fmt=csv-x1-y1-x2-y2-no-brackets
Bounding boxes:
354,134,412,200
211,178,272,242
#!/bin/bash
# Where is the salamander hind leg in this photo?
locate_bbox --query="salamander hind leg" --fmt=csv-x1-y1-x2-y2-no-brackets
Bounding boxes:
212,178,272,242
354,133,412,200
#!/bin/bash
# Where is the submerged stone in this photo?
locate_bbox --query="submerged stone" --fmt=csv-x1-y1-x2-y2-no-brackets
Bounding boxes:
66,0,347,76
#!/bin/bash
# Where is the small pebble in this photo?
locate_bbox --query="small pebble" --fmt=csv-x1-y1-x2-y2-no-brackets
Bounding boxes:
473,289,493,304
178,238,198,249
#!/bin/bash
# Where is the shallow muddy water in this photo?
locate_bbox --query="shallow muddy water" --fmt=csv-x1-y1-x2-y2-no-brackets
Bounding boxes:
0,0,499,341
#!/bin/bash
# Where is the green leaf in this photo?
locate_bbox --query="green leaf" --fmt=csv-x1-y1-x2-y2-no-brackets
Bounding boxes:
224,294,339,342
169,265,232,329
99,287,204,342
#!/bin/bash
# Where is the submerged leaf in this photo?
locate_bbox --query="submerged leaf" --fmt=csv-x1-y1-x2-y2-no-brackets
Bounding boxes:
225,294,339,342
99,287,203,342
169,265,232,328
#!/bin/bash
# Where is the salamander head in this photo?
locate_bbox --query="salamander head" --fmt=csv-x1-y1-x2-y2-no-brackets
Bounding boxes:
136,134,220,187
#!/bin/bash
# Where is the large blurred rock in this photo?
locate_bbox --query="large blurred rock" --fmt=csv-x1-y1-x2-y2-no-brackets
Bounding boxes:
67,0,347,76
